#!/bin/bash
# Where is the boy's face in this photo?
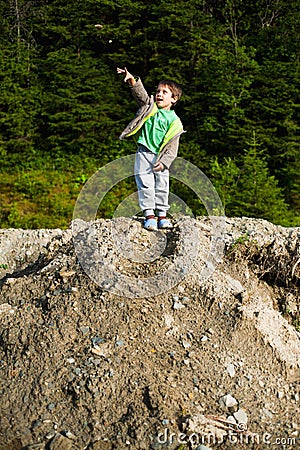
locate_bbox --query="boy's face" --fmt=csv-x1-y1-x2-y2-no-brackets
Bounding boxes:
155,84,177,110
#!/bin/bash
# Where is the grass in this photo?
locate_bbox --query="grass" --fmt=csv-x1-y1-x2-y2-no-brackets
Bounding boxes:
0,155,100,229
0,153,138,229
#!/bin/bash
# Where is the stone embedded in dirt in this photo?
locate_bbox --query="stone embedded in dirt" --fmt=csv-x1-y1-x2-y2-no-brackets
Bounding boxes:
226,363,235,377
261,407,274,419
45,430,56,440
79,326,90,335
226,415,237,424
0,303,13,314
277,391,284,399
220,394,238,408
233,408,248,425
61,430,77,440
173,299,185,309
182,339,191,349
48,433,73,449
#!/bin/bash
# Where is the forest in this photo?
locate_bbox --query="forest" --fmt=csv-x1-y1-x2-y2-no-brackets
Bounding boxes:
0,0,299,228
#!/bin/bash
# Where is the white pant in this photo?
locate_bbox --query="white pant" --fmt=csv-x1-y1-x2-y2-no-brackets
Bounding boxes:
134,146,170,217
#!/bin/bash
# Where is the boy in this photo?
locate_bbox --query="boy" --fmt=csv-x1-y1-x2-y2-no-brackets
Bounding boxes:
117,67,184,231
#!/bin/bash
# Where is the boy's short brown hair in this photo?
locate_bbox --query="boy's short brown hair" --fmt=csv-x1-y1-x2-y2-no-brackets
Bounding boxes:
158,80,182,106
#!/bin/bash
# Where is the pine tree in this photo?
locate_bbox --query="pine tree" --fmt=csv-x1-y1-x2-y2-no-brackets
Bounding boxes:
221,132,289,224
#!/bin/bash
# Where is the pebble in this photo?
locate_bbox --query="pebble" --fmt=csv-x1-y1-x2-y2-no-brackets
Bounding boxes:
200,335,208,342
32,419,42,429
80,326,90,335
45,430,56,439
226,363,235,377
91,337,105,346
66,358,75,364
182,340,191,349
193,376,199,385
47,433,73,449
220,394,238,408
173,300,185,310
233,409,248,424
0,303,13,315
61,430,76,440
227,415,237,424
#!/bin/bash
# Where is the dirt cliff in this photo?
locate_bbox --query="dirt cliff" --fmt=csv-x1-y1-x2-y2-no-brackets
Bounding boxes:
0,217,299,450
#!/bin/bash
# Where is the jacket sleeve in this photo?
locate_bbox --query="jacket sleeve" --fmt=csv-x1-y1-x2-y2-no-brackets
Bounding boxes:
130,78,150,107
157,137,180,169
119,78,155,140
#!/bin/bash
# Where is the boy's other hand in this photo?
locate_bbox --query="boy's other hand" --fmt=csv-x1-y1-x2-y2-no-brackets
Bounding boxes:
153,161,165,172
117,67,135,86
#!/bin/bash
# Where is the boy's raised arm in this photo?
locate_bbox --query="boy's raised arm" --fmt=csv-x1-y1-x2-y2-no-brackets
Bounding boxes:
117,67,136,86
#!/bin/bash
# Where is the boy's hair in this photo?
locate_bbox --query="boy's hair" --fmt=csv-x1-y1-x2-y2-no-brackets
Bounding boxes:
158,80,182,106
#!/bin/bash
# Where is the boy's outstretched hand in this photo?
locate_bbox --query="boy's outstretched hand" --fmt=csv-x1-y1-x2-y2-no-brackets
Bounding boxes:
117,67,136,86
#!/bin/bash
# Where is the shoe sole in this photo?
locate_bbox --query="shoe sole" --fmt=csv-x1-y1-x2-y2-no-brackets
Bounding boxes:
144,226,158,231
158,223,173,229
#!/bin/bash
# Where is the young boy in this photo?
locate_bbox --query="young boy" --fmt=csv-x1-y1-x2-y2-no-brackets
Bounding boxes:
117,67,184,231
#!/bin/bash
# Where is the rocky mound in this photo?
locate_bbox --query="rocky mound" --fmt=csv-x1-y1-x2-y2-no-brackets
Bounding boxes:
0,217,299,450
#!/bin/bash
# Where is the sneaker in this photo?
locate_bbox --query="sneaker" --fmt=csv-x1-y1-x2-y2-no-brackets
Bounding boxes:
144,218,157,231
158,218,173,229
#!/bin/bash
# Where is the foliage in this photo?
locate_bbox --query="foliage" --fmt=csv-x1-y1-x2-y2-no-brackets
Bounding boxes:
0,0,299,228
210,132,292,225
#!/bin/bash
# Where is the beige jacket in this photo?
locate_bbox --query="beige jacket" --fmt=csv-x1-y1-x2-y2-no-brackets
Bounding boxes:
119,78,185,169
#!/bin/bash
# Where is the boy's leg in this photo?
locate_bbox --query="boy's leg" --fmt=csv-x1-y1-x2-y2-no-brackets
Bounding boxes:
154,168,170,217
134,147,156,217
155,169,173,229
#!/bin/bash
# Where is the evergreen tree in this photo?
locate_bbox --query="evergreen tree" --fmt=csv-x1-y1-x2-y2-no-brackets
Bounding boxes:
211,132,290,224
0,0,44,164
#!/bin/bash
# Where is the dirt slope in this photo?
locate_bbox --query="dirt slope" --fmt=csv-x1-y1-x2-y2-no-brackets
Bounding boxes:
0,217,299,450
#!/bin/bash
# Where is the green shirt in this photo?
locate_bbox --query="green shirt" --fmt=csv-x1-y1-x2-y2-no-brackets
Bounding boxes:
137,108,178,155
